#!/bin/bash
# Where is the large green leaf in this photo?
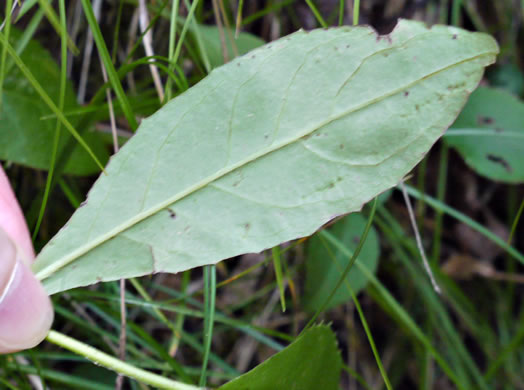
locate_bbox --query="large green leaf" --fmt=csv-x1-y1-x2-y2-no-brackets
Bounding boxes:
487,63,524,96
196,24,265,68
218,325,342,390
33,20,498,294
444,86,524,183
0,28,109,176
304,213,380,313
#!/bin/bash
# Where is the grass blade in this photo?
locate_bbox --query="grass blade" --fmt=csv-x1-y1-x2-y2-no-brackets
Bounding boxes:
80,0,138,130
0,32,106,173
200,265,217,387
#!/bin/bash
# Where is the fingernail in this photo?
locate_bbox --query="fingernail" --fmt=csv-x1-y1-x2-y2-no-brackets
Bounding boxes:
0,232,53,353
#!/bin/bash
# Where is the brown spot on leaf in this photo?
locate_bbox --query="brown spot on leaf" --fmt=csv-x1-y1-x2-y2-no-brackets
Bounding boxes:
244,223,251,232
404,91,409,97
477,116,494,125
486,154,512,172
167,208,176,219
339,144,344,149
447,81,466,91
452,34,457,40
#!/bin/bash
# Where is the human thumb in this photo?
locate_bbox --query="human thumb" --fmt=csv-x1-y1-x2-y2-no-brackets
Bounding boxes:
0,167,53,353
0,227,53,353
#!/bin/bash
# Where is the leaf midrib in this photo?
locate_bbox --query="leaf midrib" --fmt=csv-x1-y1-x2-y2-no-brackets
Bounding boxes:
35,50,493,282
446,129,524,138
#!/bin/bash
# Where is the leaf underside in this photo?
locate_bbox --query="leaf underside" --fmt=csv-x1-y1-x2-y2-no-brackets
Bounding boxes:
33,19,498,294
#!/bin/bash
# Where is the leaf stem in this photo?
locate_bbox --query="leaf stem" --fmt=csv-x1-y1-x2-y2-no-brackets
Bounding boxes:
46,330,201,390
199,265,216,387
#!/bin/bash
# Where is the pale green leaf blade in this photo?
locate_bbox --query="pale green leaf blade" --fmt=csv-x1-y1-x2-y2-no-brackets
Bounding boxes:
444,86,524,183
33,20,498,294
218,325,342,390
304,213,380,313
